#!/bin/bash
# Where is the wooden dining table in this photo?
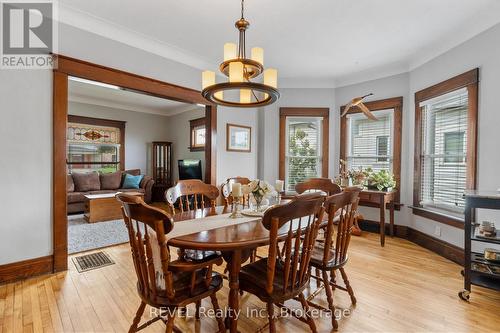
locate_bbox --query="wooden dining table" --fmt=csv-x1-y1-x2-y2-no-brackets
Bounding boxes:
167,204,293,333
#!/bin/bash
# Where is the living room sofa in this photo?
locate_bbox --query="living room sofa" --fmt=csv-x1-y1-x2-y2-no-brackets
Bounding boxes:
67,169,154,213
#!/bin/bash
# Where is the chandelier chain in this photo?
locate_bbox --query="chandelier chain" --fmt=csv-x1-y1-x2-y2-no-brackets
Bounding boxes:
241,0,245,19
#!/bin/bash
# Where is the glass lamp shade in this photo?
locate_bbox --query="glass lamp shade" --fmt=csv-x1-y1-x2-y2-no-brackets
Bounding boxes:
240,89,251,103
251,47,264,65
224,43,237,61
264,68,278,88
202,70,215,89
229,61,244,82
202,70,223,100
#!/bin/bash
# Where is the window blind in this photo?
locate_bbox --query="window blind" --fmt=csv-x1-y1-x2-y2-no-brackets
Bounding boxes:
285,117,322,192
419,88,468,215
346,110,394,172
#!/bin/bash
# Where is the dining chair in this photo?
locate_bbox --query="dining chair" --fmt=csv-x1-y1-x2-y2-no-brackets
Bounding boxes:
116,193,225,333
307,190,360,330
295,177,342,196
165,179,220,261
221,176,251,209
239,193,326,333
165,179,219,215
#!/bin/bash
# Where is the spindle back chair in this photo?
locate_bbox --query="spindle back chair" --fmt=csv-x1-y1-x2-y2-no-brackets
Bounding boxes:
307,190,360,329
165,179,219,215
117,193,225,333
239,193,326,333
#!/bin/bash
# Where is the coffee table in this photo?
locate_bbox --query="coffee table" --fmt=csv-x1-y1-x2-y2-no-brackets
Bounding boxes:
83,192,144,223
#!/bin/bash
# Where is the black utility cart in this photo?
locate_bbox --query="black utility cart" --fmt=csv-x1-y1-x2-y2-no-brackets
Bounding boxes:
459,190,500,301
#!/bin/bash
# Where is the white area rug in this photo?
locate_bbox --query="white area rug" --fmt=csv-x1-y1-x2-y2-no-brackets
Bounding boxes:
68,215,129,254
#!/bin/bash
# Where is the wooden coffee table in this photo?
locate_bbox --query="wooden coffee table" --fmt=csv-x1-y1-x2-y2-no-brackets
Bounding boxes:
83,192,144,223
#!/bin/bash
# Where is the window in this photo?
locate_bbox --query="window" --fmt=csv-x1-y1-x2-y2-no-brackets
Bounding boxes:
67,115,125,173
444,131,465,163
413,69,478,226
340,97,403,202
419,88,469,214
279,108,329,193
376,136,389,162
189,117,206,152
345,110,394,172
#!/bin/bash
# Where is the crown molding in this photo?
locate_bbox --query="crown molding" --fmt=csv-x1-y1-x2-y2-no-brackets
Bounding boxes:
58,3,218,72
58,3,500,91
68,94,201,117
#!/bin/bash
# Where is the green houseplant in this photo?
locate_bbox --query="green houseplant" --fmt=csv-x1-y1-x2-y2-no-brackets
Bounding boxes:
367,169,396,191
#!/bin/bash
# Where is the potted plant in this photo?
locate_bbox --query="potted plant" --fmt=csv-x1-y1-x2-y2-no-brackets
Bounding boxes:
348,167,371,187
367,169,396,191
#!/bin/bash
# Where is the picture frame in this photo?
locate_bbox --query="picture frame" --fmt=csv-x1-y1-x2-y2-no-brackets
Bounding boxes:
226,123,251,152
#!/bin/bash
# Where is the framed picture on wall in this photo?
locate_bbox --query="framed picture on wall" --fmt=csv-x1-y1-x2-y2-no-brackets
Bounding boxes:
226,123,251,152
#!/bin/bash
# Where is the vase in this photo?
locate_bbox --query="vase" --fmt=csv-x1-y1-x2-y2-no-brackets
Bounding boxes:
252,193,264,212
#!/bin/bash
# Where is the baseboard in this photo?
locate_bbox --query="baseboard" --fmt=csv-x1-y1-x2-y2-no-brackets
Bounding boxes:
406,228,464,265
359,219,464,265
0,255,54,284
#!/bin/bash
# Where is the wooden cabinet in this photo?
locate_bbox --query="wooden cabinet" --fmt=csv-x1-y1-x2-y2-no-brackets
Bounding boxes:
152,141,172,202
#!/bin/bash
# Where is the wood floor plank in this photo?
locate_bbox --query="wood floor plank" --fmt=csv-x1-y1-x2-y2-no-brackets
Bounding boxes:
2,233,500,332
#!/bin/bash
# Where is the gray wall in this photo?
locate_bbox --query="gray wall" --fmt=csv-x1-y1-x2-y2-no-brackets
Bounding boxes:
165,108,206,182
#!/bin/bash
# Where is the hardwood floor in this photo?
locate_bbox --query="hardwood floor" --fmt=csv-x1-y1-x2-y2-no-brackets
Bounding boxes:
1,233,499,332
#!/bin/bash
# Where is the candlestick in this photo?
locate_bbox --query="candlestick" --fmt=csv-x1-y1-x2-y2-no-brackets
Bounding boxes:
275,180,284,204
229,195,243,218
231,183,242,197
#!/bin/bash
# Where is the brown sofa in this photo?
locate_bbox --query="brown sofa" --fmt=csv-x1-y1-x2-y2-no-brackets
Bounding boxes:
67,169,154,214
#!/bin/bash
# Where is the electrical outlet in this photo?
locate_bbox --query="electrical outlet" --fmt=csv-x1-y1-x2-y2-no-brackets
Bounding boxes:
434,226,441,237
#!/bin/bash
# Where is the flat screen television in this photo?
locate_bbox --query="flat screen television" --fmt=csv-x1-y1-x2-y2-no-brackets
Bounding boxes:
178,159,202,180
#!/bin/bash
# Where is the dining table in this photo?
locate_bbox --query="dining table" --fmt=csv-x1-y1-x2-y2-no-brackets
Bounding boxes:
167,204,294,333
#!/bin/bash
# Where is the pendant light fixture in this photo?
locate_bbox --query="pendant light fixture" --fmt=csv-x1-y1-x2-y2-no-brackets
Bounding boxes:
201,0,279,108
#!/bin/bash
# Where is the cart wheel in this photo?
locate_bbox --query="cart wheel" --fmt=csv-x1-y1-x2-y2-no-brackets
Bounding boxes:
459,290,470,301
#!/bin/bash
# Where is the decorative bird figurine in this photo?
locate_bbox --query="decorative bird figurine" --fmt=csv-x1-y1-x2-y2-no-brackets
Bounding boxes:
341,93,377,120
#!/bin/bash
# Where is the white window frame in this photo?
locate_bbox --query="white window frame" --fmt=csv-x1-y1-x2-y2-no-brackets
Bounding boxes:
284,116,323,192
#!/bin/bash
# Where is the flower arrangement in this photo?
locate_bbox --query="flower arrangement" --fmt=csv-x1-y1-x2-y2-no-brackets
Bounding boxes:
348,167,370,186
335,164,396,191
243,179,276,211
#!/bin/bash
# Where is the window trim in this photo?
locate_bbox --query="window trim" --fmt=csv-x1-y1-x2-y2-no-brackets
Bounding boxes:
279,108,329,190
340,97,403,204
189,117,206,152
413,68,479,227
67,115,126,171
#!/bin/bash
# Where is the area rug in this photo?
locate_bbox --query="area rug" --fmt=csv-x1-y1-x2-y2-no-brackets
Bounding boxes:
68,214,129,254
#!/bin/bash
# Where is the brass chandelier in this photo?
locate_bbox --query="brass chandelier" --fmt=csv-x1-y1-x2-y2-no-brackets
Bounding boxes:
201,0,279,108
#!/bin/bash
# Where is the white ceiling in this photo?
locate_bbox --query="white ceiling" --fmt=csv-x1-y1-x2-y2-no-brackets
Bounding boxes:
68,78,201,116
60,0,500,87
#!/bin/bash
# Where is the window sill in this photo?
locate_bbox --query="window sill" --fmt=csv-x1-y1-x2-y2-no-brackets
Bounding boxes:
189,146,205,152
411,206,464,229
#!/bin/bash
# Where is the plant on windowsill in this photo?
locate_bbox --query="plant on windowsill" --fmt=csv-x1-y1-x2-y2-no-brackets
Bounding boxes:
366,169,396,191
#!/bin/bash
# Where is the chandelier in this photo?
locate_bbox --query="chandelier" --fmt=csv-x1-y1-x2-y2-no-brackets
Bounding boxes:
201,0,279,108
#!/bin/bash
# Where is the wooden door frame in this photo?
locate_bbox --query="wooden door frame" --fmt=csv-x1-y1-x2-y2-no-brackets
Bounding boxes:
53,55,217,271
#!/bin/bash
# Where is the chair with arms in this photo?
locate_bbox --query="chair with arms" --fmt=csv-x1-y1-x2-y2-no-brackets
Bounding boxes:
221,176,251,209
295,177,342,196
116,193,225,333
239,193,326,333
307,190,360,330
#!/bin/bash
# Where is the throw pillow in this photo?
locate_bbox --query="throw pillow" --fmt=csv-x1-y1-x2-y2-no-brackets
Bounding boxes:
122,174,144,189
100,171,122,190
72,172,100,192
